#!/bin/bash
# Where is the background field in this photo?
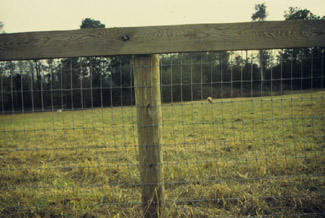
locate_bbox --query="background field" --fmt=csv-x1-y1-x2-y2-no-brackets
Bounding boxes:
0,90,324,217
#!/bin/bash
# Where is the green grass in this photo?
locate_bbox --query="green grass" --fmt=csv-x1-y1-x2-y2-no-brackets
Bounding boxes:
0,90,324,217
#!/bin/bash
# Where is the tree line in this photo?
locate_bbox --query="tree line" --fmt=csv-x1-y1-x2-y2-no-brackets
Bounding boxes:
0,7,324,112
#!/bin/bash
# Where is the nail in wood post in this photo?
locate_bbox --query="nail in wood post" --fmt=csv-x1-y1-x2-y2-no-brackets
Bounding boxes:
133,54,165,218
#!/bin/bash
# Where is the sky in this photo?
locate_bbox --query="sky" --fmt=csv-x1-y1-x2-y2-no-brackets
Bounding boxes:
1,0,325,33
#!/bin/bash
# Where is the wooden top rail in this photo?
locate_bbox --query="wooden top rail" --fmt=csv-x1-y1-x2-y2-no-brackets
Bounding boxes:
0,20,325,61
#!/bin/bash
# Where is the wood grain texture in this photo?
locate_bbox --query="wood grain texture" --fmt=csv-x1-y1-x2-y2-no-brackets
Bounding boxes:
1,20,325,61
133,54,165,218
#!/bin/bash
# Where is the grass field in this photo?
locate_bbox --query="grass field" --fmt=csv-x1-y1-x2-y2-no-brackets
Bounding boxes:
0,90,324,217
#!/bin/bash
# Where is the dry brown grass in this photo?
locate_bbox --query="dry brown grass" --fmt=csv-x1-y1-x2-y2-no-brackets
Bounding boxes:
0,90,324,217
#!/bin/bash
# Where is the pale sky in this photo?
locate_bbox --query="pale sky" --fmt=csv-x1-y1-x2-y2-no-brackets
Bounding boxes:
1,0,325,33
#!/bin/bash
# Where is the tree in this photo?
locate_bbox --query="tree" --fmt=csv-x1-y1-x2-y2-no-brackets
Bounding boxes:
59,18,134,108
284,7,325,20
59,18,108,108
279,7,325,90
251,3,269,81
80,18,105,29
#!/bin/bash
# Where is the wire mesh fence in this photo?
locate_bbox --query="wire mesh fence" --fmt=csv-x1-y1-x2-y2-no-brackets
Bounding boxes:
0,48,324,217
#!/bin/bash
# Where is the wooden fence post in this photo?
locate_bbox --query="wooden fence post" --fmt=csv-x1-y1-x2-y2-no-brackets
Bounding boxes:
133,54,165,218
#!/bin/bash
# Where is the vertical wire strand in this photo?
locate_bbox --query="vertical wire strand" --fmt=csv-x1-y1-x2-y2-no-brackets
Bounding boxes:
179,54,189,168
120,56,132,187
9,61,19,208
289,51,299,165
190,53,199,168
319,49,325,185
249,52,259,176
309,50,319,175
279,52,289,173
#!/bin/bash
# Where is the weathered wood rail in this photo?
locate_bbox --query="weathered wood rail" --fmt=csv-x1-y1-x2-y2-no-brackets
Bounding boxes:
0,20,325,61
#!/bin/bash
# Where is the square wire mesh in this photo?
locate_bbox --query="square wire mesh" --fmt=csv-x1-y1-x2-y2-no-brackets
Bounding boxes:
0,49,324,217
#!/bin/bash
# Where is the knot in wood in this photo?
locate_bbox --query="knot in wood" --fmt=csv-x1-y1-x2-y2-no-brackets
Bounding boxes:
119,34,130,42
